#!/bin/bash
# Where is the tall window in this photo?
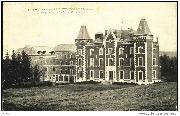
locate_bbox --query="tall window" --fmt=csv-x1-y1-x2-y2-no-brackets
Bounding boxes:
119,48,124,55
130,47,134,54
119,70,124,79
108,48,113,55
70,54,72,58
56,75,58,81
90,58,94,66
65,61,68,65
138,46,143,53
78,49,82,55
65,69,68,74
99,71,104,79
119,58,124,66
90,49,94,56
44,67,47,71
130,71,134,79
99,58,103,66
109,58,113,66
65,55,67,59
153,70,156,78
138,71,143,80
153,58,156,65
53,67,55,71
70,61,73,65
99,48,103,55
78,58,82,66
138,57,143,66
70,69,73,75
90,70,94,78
79,71,82,77
59,76,63,81
60,61,63,65
60,69,62,73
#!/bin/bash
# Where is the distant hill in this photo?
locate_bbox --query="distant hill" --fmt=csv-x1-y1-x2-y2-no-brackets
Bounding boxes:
159,51,177,57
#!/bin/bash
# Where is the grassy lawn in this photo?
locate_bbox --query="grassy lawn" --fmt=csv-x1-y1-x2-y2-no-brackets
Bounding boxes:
2,82,177,111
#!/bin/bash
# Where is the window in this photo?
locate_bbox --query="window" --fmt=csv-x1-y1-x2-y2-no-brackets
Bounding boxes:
70,61,73,65
109,58,113,66
153,70,156,78
138,57,143,66
138,46,143,53
79,71,82,78
78,49,82,55
65,69,68,74
64,76,68,81
130,47,134,54
70,54,72,58
119,48,124,55
130,58,133,66
44,67,47,71
108,48,113,55
65,55,67,59
90,49,94,55
56,75,58,81
60,69,62,73
99,71,104,79
90,58,94,66
99,48,103,55
70,69,73,75
138,71,143,80
99,58,103,66
90,70,94,78
78,58,82,66
119,70,124,79
65,61,68,65
119,58,124,66
130,71,134,79
59,76,63,81
153,58,156,65
60,61,63,65
53,67,55,71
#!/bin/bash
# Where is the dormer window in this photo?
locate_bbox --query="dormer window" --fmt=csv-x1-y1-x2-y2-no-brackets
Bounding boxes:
42,51,46,54
37,51,41,54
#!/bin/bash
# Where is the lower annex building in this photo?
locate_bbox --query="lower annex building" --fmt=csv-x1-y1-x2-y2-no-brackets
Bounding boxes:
17,18,161,85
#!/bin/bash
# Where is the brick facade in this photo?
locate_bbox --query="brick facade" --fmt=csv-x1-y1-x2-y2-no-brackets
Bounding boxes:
18,19,161,85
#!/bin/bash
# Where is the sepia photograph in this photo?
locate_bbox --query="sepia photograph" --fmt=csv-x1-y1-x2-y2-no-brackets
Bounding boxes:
1,1,177,112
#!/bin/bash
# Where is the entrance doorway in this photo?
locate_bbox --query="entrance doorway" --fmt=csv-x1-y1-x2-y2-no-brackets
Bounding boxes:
109,71,113,80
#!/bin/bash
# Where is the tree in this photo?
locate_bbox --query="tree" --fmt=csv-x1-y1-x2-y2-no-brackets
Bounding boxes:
160,54,177,82
19,50,33,85
32,64,41,84
2,51,12,89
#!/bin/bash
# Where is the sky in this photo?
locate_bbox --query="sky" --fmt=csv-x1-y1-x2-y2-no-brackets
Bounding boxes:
3,2,177,55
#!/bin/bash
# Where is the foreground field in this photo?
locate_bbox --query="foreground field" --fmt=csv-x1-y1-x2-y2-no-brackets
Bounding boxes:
2,82,177,111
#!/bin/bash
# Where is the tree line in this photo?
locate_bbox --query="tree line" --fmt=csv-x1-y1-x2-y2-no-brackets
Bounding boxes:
160,54,177,82
2,50,42,89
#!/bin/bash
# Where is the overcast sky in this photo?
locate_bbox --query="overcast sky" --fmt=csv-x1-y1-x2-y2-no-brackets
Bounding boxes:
3,2,177,55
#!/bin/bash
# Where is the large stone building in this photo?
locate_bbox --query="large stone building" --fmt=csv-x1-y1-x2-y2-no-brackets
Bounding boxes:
17,18,161,85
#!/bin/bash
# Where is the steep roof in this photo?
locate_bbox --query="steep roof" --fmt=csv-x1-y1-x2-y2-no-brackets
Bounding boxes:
32,46,53,53
94,38,103,43
53,44,75,52
76,25,91,39
16,45,53,55
136,18,152,35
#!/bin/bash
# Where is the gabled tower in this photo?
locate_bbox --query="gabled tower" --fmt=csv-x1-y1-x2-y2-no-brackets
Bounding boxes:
75,25,93,82
133,18,160,85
